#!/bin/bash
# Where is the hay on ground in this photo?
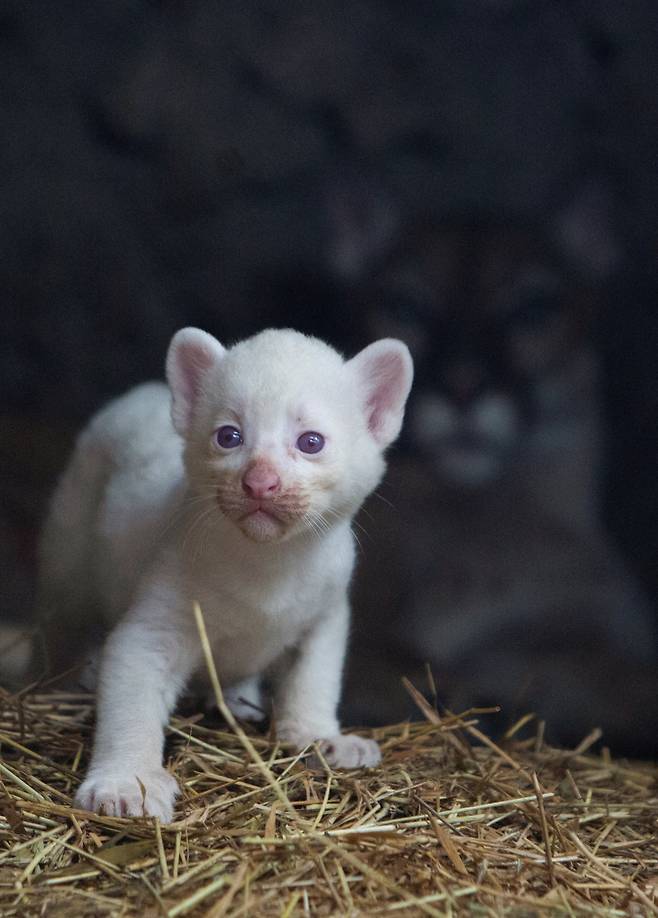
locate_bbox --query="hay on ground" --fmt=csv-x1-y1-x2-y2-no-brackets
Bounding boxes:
0,681,657,917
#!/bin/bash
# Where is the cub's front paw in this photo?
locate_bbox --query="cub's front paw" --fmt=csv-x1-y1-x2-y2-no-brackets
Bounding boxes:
314,734,381,769
278,725,381,769
74,766,179,822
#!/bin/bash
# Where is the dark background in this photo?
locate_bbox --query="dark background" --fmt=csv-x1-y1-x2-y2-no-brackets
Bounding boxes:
1,1,657,723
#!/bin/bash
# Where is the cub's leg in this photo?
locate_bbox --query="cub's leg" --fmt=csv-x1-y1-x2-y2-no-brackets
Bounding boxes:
33,429,110,685
74,600,200,822
274,605,381,768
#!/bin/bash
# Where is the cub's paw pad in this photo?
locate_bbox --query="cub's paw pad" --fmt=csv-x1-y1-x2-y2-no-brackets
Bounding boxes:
313,734,381,769
74,767,179,822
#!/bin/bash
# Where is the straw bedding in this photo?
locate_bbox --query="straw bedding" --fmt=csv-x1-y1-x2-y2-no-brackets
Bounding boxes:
1,667,657,918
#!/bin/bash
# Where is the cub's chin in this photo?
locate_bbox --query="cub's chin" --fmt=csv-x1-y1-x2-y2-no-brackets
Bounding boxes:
236,508,313,544
236,510,284,543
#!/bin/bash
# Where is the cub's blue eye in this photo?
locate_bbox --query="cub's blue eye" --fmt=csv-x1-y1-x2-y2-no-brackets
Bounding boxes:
215,425,243,449
296,431,325,454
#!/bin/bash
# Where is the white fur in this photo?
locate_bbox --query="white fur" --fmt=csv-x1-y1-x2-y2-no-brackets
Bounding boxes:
39,328,412,822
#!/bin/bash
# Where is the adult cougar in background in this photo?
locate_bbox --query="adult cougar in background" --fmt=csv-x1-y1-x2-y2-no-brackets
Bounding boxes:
319,177,658,753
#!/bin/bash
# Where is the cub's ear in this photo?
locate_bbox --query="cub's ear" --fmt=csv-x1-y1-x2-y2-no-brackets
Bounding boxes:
166,328,225,435
349,339,413,447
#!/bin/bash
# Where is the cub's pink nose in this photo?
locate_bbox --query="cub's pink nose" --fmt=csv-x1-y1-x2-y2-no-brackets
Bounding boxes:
242,464,281,500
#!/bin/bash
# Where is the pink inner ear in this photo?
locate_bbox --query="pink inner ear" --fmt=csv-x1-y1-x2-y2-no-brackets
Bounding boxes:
364,350,408,441
168,333,222,433
176,341,216,406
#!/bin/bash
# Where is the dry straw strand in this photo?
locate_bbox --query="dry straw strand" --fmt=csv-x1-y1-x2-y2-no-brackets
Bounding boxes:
1,665,657,915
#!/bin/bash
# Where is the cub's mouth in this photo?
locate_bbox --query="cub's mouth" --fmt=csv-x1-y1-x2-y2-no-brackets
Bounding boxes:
216,491,310,543
240,501,281,522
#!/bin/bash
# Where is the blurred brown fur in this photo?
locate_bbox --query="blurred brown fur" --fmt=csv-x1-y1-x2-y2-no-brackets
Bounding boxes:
333,189,657,753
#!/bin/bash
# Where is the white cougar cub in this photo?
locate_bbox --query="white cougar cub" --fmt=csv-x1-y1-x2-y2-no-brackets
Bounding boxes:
36,328,412,822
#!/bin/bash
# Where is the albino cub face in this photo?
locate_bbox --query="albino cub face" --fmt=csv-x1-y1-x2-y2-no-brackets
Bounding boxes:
166,328,413,542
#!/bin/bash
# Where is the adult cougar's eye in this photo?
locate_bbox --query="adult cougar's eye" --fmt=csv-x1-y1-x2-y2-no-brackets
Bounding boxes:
215,425,243,449
296,431,325,454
